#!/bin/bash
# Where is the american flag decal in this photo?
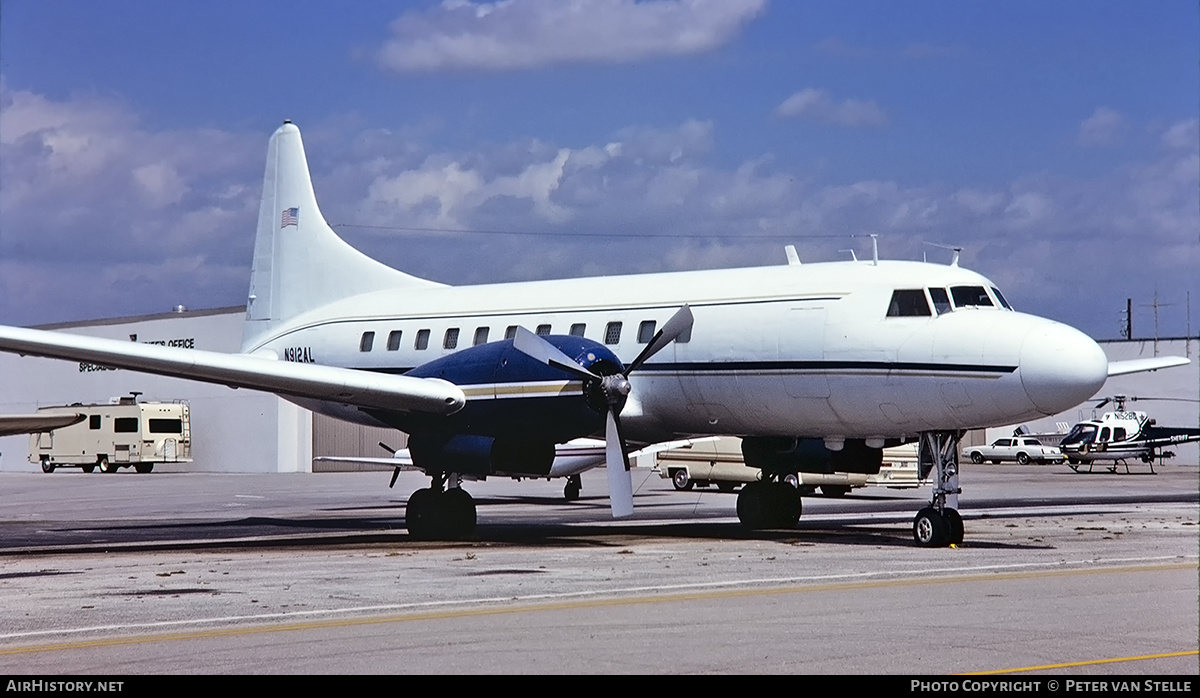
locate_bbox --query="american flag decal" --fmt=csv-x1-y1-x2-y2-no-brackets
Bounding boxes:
280,207,299,228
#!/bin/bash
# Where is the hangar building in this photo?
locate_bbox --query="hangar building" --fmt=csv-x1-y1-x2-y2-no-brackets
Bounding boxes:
1,306,1196,471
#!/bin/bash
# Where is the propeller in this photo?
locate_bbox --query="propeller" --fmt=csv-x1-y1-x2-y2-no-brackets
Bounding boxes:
512,305,694,518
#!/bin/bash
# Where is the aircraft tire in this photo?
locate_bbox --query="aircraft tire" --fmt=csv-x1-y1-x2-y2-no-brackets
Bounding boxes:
405,488,439,540
769,482,801,527
943,508,964,545
441,488,476,540
913,507,949,547
736,481,768,529
564,481,581,501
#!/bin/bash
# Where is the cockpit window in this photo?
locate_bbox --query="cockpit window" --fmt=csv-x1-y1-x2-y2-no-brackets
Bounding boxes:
950,286,994,308
928,288,952,315
887,289,932,317
990,287,1013,310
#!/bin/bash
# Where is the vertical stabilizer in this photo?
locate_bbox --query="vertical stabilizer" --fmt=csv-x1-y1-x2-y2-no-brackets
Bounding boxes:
242,122,440,351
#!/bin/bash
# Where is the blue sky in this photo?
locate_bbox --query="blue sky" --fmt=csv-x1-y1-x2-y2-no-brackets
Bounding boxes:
1,0,1197,340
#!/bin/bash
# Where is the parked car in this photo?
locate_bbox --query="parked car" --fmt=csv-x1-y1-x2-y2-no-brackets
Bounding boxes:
962,437,1063,465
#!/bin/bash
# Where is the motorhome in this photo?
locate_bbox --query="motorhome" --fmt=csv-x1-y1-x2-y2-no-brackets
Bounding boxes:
29,395,191,473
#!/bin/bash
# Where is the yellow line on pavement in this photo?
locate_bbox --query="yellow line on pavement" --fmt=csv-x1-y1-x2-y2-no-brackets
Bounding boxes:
2,561,1193,656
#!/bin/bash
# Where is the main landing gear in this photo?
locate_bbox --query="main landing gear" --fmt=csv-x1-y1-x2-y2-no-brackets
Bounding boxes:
913,431,965,547
735,477,801,530
405,472,477,541
563,474,582,501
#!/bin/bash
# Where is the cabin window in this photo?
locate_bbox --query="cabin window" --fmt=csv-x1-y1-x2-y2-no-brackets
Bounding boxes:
89,415,101,430
415,329,430,350
504,326,518,340
569,323,586,337
950,286,994,308
536,324,552,336
604,322,623,345
991,287,1013,310
149,419,183,434
114,418,139,433
637,320,657,343
887,290,932,317
443,328,460,350
928,288,952,315
386,330,402,351
473,327,490,345
1113,428,1126,441
359,331,375,352
1099,427,1111,442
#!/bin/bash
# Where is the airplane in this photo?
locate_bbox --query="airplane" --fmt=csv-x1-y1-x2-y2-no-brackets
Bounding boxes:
1059,395,1200,473
0,121,1190,546
314,436,718,501
0,413,86,438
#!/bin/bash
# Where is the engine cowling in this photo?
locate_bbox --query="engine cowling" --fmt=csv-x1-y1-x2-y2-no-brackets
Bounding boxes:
742,437,886,475
395,336,624,474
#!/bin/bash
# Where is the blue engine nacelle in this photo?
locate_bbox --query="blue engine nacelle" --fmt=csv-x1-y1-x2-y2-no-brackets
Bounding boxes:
393,335,625,475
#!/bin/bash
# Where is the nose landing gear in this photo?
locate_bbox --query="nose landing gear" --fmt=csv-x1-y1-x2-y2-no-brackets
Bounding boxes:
913,431,965,547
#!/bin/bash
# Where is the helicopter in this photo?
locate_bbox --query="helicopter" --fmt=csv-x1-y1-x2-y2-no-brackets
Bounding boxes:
1058,395,1200,473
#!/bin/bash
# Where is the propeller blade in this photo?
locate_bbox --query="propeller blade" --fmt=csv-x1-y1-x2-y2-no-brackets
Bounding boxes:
511,326,600,381
625,305,694,376
605,410,634,518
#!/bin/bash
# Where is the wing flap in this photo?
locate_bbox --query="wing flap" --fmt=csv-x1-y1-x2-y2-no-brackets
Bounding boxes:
0,325,464,416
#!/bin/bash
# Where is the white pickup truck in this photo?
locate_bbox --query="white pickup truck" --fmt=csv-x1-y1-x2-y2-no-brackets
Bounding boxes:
962,437,1064,465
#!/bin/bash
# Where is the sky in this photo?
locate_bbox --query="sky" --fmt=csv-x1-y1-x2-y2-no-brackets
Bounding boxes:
1,0,1197,340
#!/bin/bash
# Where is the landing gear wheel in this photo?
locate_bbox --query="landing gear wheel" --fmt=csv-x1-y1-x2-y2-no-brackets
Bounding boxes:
736,481,801,529
943,508,964,546
97,456,116,473
671,469,693,491
441,488,477,540
563,475,581,501
40,458,55,473
736,481,768,529
405,488,438,540
913,507,950,547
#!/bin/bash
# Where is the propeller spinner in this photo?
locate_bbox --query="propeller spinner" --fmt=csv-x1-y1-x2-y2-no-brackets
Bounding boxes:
512,305,694,517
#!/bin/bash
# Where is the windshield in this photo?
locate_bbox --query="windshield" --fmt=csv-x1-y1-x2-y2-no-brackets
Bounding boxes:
950,286,994,308
1060,424,1097,446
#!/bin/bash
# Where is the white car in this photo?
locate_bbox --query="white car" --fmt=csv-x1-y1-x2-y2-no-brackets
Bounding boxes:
963,437,1064,465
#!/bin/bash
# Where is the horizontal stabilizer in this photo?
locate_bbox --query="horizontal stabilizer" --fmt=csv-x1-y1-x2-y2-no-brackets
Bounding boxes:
0,325,465,416
1107,356,1190,377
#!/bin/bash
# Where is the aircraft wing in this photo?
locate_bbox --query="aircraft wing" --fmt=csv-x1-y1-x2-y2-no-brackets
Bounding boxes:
0,413,86,438
0,325,465,416
1107,356,1190,377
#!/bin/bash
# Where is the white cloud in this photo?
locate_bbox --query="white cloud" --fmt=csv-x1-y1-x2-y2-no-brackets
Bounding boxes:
1078,107,1127,147
375,0,767,72
775,88,888,128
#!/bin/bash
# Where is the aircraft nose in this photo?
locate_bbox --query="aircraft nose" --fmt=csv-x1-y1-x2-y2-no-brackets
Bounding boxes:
1019,321,1108,415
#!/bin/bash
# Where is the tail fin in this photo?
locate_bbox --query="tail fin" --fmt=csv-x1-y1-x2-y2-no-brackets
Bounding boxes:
242,122,440,351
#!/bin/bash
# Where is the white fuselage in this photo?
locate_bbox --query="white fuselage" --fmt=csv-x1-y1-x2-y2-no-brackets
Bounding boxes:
247,259,1110,444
